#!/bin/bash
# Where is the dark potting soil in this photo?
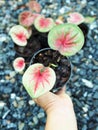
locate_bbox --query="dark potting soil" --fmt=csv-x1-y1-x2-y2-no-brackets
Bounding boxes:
14,36,41,60
37,33,49,48
31,48,71,91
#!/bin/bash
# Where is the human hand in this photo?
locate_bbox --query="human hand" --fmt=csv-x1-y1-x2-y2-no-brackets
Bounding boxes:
34,86,78,130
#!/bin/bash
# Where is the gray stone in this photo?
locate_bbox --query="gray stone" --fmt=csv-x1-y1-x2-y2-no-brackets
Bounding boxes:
39,126,45,130
33,116,38,125
82,125,87,130
37,112,45,119
18,121,24,130
7,123,17,129
93,92,98,99
88,111,94,117
94,100,98,107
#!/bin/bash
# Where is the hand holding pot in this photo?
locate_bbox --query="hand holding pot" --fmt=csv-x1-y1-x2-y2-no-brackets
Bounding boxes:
34,86,78,130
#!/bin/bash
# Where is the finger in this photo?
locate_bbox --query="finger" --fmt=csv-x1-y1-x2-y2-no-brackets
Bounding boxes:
33,92,57,110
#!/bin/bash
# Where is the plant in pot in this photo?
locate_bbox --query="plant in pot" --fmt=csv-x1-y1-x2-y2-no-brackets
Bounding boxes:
22,23,84,99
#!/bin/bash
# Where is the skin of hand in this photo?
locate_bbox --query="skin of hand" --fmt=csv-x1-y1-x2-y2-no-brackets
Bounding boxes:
34,86,78,130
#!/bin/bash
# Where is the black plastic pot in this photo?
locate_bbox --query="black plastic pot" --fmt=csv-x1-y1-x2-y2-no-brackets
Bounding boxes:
30,48,72,92
78,23,89,48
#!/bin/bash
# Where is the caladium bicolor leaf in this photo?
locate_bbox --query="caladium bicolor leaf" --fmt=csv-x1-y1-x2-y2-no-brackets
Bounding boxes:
9,25,29,46
67,12,85,25
27,1,41,13
19,11,40,27
48,23,84,56
84,16,96,23
34,16,55,32
13,57,25,72
22,63,56,98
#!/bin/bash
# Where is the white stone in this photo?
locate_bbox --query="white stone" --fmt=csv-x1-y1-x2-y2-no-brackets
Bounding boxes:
0,101,6,109
82,79,93,88
28,100,35,105
10,93,16,99
82,107,88,112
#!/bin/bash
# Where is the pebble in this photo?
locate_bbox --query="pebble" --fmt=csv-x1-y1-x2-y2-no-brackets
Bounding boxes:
0,101,6,109
82,79,93,88
7,123,17,129
9,71,16,78
12,100,18,107
82,125,87,130
59,6,71,14
82,106,88,112
33,116,39,125
93,91,98,99
37,112,45,119
28,100,35,106
2,110,10,119
18,121,24,130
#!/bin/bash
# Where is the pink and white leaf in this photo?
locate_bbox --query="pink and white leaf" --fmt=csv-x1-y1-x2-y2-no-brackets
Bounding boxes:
27,1,42,13
22,63,56,98
19,11,40,27
34,16,55,32
48,23,84,56
67,12,85,25
13,57,25,72
9,25,29,46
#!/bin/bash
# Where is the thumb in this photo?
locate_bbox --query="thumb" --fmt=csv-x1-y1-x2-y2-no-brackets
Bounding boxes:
34,92,57,110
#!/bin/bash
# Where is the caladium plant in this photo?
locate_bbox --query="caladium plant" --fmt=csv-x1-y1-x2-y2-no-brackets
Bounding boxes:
22,63,56,98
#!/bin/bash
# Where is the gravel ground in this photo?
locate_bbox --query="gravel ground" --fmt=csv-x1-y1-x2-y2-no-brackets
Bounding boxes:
0,0,98,130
